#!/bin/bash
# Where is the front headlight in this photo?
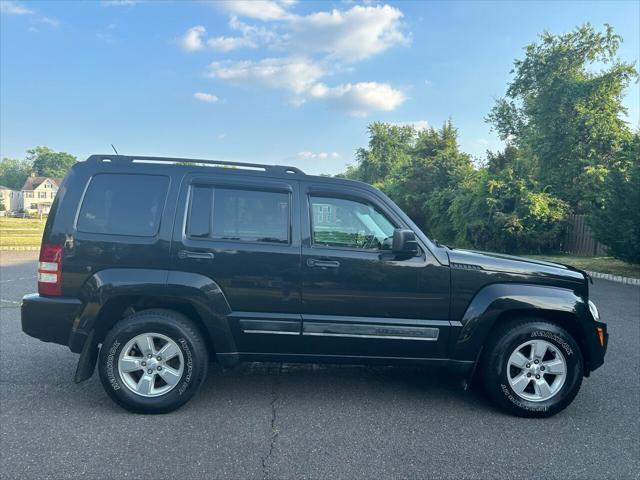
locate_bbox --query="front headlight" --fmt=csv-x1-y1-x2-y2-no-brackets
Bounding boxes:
588,300,600,320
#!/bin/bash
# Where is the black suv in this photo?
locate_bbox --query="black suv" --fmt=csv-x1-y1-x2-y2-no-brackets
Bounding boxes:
22,155,608,417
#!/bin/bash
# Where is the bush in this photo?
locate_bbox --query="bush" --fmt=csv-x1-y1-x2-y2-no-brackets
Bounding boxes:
588,135,640,264
449,168,568,253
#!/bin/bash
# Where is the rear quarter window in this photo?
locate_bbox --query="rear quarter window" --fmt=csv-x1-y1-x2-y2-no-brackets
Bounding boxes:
77,173,169,237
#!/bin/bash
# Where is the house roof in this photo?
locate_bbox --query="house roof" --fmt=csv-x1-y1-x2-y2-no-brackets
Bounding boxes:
21,176,62,191
0,185,14,190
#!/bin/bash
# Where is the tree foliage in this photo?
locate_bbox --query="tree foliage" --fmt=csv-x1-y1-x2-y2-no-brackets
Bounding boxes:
0,158,33,189
344,123,569,253
27,146,76,178
487,24,637,212
588,134,640,263
0,147,76,191
449,152,568,253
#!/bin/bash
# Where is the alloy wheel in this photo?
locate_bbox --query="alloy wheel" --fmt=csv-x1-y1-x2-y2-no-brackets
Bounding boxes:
506,339,567,402
117,332,184,397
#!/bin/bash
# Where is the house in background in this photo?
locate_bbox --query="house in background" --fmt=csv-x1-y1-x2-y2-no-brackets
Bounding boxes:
21,175,62,215
0,185,21,213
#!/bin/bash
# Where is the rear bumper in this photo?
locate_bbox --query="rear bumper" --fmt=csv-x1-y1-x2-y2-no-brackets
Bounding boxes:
21,293,83,350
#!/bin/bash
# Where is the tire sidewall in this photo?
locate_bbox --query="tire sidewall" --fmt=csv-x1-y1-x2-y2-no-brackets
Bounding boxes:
99,314,206,413
488,321,583,417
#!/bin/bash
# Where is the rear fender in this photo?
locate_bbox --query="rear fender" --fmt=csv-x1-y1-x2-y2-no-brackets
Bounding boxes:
73,269,236,382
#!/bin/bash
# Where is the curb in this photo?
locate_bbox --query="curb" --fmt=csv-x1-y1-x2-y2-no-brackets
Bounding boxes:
585,270,640,286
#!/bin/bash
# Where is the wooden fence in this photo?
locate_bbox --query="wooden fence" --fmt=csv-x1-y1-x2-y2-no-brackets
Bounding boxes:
563,214,608,256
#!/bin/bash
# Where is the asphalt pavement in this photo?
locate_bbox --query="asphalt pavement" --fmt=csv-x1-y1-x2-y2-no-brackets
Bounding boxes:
1,251,638,479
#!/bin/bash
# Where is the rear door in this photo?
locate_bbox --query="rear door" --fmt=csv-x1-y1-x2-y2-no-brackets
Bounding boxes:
172,173,302,354
299,182,451,359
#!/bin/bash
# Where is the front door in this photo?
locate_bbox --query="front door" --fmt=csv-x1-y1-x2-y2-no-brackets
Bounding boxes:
299,183,451,359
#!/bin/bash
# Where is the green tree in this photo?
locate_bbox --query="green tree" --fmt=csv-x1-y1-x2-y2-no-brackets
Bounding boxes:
383,121,474,240
487,24,638,211
346,122,415,185
449,161,569,253
27,146,76,178
0,158,32,189
345,121,474,242
588,133,640,263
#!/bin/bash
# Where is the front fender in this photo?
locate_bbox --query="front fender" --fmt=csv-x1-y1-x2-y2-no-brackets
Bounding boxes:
451,283,587,362
72,268,236,357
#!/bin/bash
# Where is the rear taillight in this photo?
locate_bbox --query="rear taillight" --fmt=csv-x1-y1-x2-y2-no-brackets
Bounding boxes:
38,243,63,296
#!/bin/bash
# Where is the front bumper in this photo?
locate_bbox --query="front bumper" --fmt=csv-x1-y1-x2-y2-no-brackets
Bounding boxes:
587,320,608,372
21,293,83,349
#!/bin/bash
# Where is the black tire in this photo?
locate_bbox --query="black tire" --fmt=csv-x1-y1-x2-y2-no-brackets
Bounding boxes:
481,319,583,418
98,309,208,414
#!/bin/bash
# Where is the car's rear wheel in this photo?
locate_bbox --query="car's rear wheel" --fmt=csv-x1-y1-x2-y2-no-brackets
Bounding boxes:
98,309,208,414
481,319,583,418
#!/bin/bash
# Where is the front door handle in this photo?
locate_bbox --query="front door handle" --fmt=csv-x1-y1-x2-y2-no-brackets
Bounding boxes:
307,258,340,268
178,250,214,260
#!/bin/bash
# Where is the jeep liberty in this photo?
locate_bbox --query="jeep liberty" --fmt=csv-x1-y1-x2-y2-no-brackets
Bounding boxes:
21,155,608,416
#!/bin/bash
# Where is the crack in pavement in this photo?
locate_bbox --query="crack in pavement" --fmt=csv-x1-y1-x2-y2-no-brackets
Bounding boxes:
261,366,281,480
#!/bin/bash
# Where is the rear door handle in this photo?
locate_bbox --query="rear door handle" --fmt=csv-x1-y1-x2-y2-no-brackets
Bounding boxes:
307,258,340,268
178,250,214,260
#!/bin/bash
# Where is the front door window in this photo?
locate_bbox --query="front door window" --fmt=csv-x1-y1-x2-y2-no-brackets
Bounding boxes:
310,196,395,250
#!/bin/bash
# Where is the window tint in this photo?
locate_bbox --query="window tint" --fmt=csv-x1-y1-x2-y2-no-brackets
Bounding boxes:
186,186,289,244
187,186,212,238
77,174,169,237
310,196,395,250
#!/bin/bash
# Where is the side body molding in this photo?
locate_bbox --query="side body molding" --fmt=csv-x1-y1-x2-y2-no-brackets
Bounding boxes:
73,269,236,365
451,283,586,362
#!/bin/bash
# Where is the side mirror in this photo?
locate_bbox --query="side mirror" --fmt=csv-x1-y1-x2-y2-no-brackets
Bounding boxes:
392,228,419,256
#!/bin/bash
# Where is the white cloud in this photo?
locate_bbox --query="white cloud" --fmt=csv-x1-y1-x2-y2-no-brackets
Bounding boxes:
217,0,294,21
298,151,340,160
205,59,405,116
0,1,34,15
287,5,409,61
187,3,410,116
477,138,489,145
309,81,405,117
193,92,219,103
179,17,277,53
180,26,206,52
206,57,325,95
38,16,60,27
209,4,408,61
207,35,256,52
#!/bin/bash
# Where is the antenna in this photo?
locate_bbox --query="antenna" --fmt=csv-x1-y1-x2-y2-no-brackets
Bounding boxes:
111,144,119,156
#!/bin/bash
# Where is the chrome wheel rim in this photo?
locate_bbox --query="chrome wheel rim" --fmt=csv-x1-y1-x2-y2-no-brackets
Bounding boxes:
507,339,567,402
117,333,184,398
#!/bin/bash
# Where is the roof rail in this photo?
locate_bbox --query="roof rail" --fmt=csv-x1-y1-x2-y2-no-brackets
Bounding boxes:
86,154,305,176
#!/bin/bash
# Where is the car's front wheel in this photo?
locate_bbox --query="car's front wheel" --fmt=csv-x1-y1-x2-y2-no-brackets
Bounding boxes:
98,309,208,413
481,319,583,418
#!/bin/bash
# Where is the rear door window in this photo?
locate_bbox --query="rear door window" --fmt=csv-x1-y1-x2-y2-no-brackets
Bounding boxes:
77,174,169,237
186,186,290,244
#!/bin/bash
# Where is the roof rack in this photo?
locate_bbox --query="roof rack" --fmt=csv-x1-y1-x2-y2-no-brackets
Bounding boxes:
86,154,305,176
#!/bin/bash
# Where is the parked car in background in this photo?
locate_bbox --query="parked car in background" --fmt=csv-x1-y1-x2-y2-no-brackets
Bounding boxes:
21,155,608,417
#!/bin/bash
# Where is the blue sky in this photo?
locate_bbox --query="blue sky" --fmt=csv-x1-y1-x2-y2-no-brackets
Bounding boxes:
1,0,638,175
